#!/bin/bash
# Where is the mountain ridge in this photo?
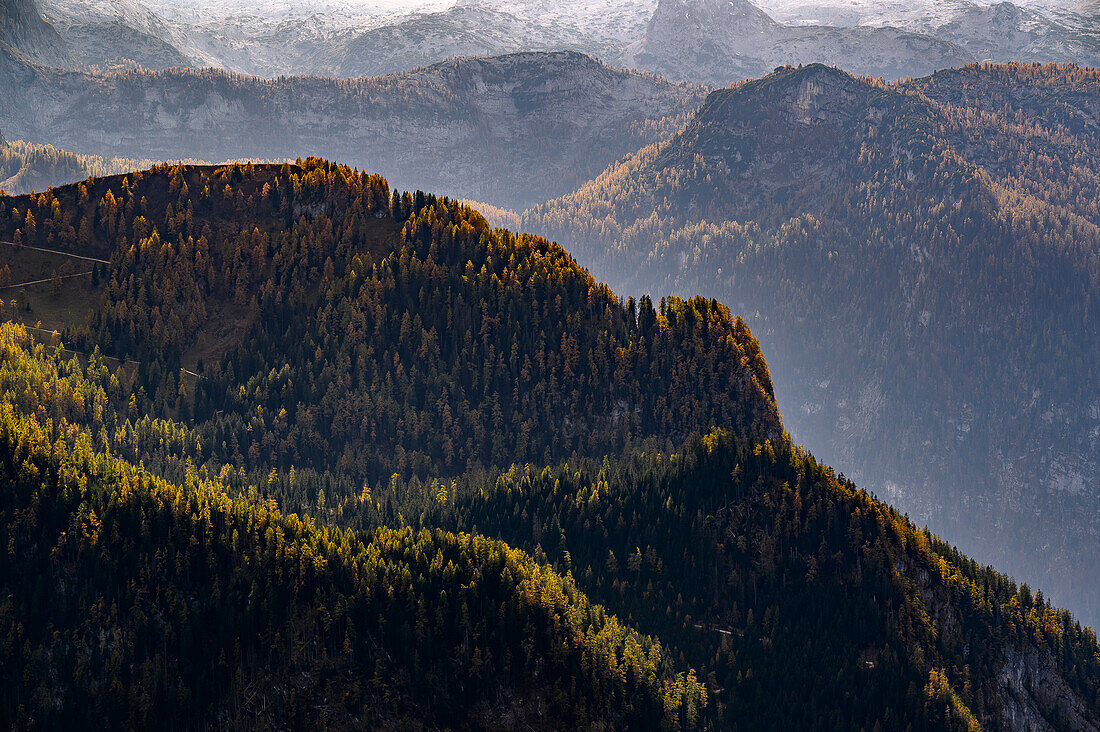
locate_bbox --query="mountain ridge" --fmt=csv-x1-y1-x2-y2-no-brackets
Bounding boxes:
0,50,704,210
622,0,976,85
14,0,1100,91
518,61,1100,627
0,160,782,480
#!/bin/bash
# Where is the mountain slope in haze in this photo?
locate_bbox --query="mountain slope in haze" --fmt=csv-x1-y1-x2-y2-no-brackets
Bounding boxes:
0,135,160,194
931,1,1100,65
2,164,1099,729
332,4,564,79
623,0,1100,87
0,0,69,66
41,0,192,70
28,0,653,79
20,0,1100,92
0,50,703,210
520,62,1100,628
0,138,86,195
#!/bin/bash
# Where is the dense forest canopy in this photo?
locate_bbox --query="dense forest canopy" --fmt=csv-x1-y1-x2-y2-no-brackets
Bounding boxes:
0,159,780,483
518,61,1100,629
0,324,705,728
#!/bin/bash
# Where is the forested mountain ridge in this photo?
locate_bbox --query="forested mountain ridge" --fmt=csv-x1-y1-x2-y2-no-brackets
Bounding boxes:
904,63,1100,231
0,159,780,482
518,62,1100,628
0,49,705,210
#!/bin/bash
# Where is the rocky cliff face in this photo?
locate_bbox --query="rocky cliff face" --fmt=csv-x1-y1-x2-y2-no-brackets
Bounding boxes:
333,5,563,79
623,0,976,84
647,0,778,38
933,2,1100,65
41,0,192,69
0,0,69,66
894,549,1100,731
997,645,1100,732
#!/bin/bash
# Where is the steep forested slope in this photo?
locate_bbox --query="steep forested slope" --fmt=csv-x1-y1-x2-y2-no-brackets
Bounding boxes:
519,62,1100,628
0,325,705,729
437,433,1100,731
0,50,704,210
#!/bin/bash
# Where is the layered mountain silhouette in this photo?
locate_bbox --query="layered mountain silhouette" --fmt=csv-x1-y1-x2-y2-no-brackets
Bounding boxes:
9,0,1099,88
0,49,703,210
520,62,1100,626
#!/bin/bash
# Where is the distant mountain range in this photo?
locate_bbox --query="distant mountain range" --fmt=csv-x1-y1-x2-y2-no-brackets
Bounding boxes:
2,0,1099,86
28,0,651,77
623,0,1100,85
0,48,703,209
622,0,976,84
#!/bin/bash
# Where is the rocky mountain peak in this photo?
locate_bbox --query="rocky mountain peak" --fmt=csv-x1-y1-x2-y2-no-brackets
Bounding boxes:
650,64,917,218
647,0,778,39
692,64,882,141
